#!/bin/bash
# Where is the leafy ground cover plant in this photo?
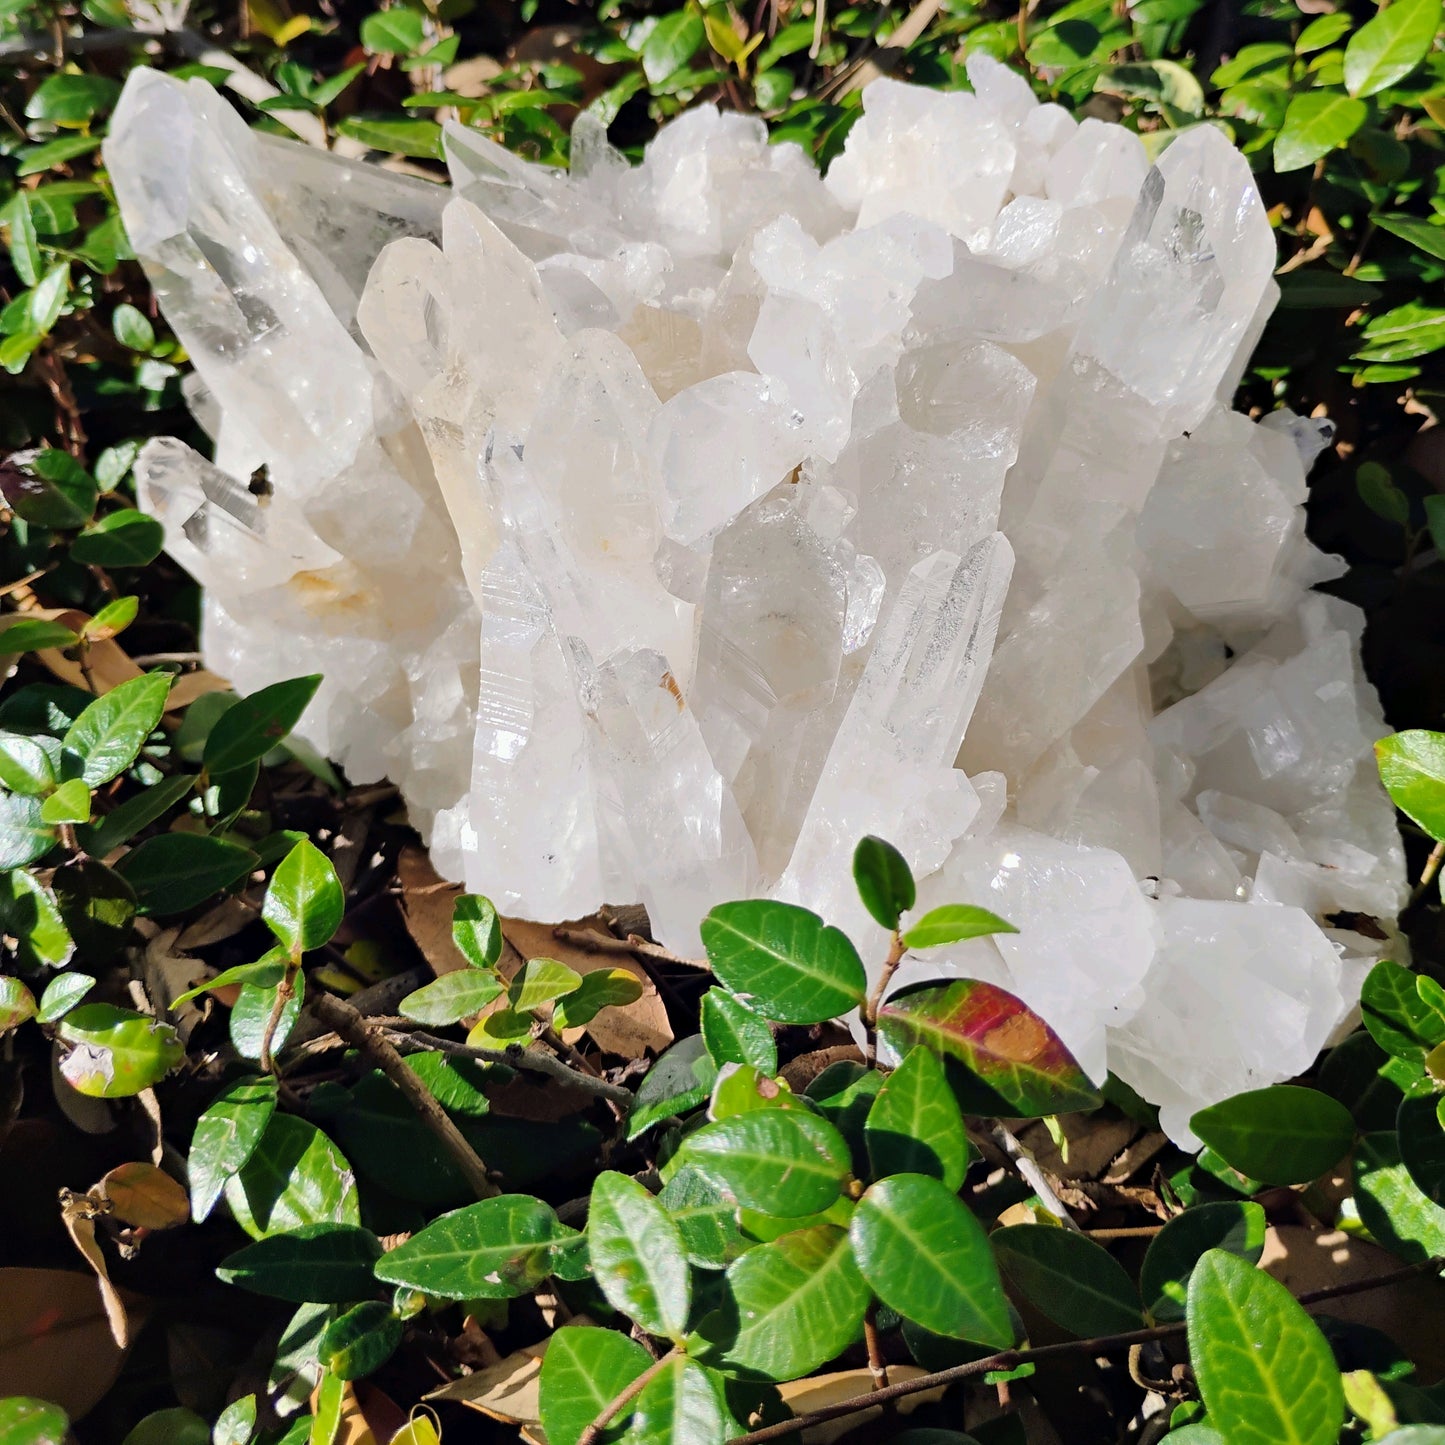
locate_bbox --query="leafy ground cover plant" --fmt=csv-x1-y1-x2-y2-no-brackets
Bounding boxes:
4,0,1445,1441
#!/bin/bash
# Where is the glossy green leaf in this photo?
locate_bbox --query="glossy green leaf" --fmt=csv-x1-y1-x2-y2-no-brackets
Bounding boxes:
850,1174,1012,1346
36,970,94,1022
679,1109,851,1216
901,904,1018,950
78,772,195,856
0,1398,68,1445
1140,1200,1267,1322
26,71,120,122
1356,304,1445,364
319,1300,402,1379
853,835,916,931
218,1223,382,1303
189,1074,279,1222
452,893,503,968
40,777,90,825
224,1112,360,1240
71,509,165,567
204,675,321,776
116,833,258,915
62,673,170,787
121,1408,210,1445
263,839,343,955
699,988,777,1074
0,731,55,795
539,1326,650,1445
210,1396,255,1445
692,1224,870,1380
878,979,1100,1117
626,1357,733,1445
1361,959,1445,1062
508,957,582,1011
628,1035,719,1139
1354,1130,1445,1261
110,303,155,353
398,969,504,1026
1377,732,1445,841
86,591,139,639
1273,91,1367,172
56,1003,183,1096
1191,1086,1355,1186
991,1224,1141,1336
1,867,73,969
588,1171,691,1341
337,115,443,158
866,1045,970,1189
50,858,133,964
1344,0,1442,96
1397,1093,1445,1207
374,1194,573,1299
643,7,704,83
172,955,287,1008
657,1167,748,1270
0,976,37,1034
360,8,425,52
230,975,303,1061
0,794,55,869
1187,1250,1345,1445
0,619,79,655
554,967,643,1029
700,900,866,1024
1374,214,1445,262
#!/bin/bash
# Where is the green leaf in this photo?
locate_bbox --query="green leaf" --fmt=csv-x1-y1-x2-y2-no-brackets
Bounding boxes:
0,1398,68,1445
1344,0,1442,96
374,1194,573,1299
1187,1250,1345,1445
189,1074,279,1222
539,1326,651,1445
3,192,41,288
337,115,444,158
1276,269,1382,309
878,979,1100,1117
1373,213,1445,262
1297,12,1353,52
309,62,367,108
1190,1086,1355,1186
360,8,425,52
1377,732,1445,842
225,1112,359,1240
218,1222,382,1303
263,839,343,955
700,900,867,1024
398,969,504,1026
700,988,777,1074
0,731,55,794
0,619,80,655
679,1109,852,1217
86,596,140,639
900,904,1018,951
0,976,38,1034
1272,91,1368,172
1354,1130,1445,1261
0,793,55,869
508,957,582,1011
643,8,705,83
588,1171,691,1341
991,1224,1141,1336
121,1408,210,1445
453,894,503,968
78,772,195,856
230,976,303,1061
71,509,165,568
850,1174,1012,1346
1140,1201,1267,1322
692,1224,869,1380
204,675,321,776
1397,1093,1445,1207
865,1046,969,1190
1362,959,1445,1061
319,1300,402,1379
212,1395,256,1445
1357,304,1445,364
626,1357,733,1445
117,833,258,915
110,303,155,353
56,1003,183,1096
172,955,287,1008
62,672,171,787
26,72,121,122
629,1035,718,1139
853,835,916,931
1,867,73,969
5,449,95,528
40,777,91,825
553,967,643,1030
657,1167,748,1270
1095,58,1204,114
37,970,95,1023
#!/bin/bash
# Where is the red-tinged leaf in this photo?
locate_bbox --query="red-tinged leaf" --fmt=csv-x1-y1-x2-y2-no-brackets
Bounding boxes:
877,979,1100,1118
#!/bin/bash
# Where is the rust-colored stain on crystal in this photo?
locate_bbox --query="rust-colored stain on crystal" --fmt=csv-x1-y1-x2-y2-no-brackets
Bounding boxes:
661,670,685,711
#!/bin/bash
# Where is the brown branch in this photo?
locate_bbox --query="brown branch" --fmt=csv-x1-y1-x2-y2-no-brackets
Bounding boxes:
259,965,297,1076
308,992,498,1199
861,930,905,1065
553,925,710,970
725,1257,1445,1445
862,1302,888,1393
579,1347,681,1445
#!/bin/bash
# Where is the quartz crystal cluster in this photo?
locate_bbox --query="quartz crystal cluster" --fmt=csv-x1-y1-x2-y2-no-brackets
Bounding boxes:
106,59,1406,1140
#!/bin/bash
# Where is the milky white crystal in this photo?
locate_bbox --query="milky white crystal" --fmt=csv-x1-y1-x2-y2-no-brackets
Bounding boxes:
106,58,1406,1142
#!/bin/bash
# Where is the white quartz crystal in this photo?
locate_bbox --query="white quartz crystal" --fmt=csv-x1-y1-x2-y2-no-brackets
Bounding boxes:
106,57,1406,1142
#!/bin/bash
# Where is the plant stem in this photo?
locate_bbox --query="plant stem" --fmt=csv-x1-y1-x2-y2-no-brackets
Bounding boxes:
259,964,296,1075
724,1257,1444,1445
309,991,499,1200
861,929,905,1064
579,1347,681,1444
862,1302,889,1392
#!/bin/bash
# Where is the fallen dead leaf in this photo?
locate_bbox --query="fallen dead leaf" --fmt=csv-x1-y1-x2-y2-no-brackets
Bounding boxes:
60,1199,130,1348
425,1340,544,1424
777,1366,944,1444
780,1045,864,1093
98,1162,189,1229
398,846,472,978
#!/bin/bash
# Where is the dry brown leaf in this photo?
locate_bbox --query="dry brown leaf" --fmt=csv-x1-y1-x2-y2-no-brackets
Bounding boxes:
777,1365,943,1443
502,915,672,1057
59,1201,130,1349
1016,1113,1137,1183
397,846,472,978
0,1267,130,1420
176,897,255,950
426,1345,543,1423
98,1162,189,1229
165,670,230,710
20,608,141,694
779,1045,864,1093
